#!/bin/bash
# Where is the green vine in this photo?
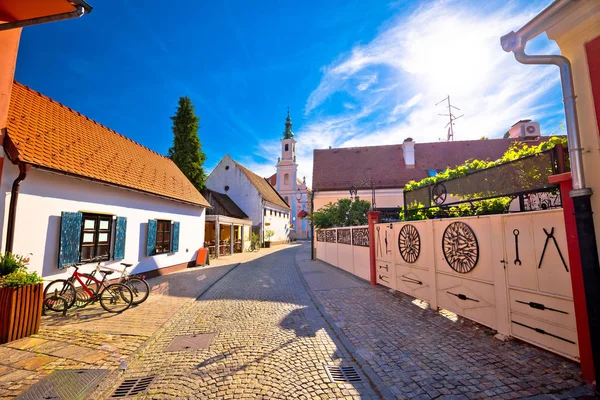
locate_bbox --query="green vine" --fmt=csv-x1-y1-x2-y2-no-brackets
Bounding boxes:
400,136,568,221
404,136,568,192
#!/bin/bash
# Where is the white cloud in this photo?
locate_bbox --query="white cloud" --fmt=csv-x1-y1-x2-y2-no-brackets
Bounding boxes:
357,74,378,91
250,0,564,187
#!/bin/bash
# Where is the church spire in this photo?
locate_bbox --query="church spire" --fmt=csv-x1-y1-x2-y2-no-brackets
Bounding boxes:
283,107,294,139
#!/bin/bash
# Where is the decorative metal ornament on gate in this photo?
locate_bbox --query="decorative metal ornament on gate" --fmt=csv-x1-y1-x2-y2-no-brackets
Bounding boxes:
432,183,447,205
316,230,326,242
442,222,479,273
398,224,420,263
352,228,369,247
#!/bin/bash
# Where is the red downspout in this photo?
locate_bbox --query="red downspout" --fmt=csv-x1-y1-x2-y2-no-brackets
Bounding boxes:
549,172,595,383
367,211,380,285
5,162,30,253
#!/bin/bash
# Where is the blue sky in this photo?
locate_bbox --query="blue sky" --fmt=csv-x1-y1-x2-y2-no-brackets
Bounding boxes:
15,0,564,185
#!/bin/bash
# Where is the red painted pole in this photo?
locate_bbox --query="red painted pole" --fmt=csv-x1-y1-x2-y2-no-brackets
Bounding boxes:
549,173,595,383
367,211,381,286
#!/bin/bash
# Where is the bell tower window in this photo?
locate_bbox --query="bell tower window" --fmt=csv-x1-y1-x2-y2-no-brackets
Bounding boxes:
285,144,289,151
284,173,289,185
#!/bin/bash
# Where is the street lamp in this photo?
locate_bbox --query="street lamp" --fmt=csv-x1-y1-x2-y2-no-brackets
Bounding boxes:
349,185,357,201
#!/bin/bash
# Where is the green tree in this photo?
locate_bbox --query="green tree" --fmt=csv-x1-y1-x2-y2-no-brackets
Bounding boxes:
308,198,371,229
168,96,206,190
503,131,510,138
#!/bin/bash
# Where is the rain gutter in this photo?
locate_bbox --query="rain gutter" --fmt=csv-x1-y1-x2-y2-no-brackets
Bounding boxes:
0,4,89,32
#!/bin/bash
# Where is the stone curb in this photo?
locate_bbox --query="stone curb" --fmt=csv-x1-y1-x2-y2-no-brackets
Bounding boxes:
292,248,395,400
92,261,243,399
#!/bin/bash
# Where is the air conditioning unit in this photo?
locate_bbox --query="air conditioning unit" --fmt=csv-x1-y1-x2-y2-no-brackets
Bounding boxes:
520,122,540,138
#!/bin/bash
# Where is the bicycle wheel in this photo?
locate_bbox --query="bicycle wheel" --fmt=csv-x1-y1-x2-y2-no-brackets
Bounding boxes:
73,273,99,307
121,276,150,305
43,280,76,312
99,283,133,313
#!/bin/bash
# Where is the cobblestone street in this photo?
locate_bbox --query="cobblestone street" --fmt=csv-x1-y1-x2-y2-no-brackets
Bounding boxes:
297,244,594,400
0,247,277,399
99,244,378,399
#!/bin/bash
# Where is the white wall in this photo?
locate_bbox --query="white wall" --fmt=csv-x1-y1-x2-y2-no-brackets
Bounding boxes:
206,155,290,243
263,205,290,242
0,164,205,280
206,155,262,228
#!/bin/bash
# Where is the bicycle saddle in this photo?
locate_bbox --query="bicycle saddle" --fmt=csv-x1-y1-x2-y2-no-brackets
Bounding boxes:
120,263,133,268
99,270,114,276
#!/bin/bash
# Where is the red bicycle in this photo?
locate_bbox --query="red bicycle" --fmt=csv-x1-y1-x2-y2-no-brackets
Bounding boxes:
43,263,133,313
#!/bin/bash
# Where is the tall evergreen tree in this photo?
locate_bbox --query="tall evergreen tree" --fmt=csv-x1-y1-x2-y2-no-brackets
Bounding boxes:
168,96,206,190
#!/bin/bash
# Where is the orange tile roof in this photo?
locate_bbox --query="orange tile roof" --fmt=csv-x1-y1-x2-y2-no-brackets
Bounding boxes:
6,82,210,207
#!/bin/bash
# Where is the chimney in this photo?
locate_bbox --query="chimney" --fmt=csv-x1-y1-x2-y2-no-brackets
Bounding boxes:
403,137,415,169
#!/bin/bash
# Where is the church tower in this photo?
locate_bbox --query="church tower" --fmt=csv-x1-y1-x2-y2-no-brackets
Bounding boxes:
272,108,311,239
275,108,298,197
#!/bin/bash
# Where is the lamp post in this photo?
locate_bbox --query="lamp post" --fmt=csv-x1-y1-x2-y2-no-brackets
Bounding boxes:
296,189,303,238
349,185,357,202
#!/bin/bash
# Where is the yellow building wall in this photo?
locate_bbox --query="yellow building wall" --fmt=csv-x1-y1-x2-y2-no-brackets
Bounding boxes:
313,189,404,212
547,0,600,259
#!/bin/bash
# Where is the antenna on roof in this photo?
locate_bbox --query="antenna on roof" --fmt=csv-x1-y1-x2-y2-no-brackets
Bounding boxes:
436,95,463,141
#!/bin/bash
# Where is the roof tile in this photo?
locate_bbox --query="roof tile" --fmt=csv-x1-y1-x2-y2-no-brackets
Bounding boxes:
313,138,552,191
6,82,210,207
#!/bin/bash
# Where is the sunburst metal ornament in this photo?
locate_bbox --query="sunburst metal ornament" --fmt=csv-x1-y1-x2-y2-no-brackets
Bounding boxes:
398,224,420,263
442,222,479,273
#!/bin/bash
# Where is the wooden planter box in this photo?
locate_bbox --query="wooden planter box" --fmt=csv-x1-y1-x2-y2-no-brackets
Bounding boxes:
0,283,43,344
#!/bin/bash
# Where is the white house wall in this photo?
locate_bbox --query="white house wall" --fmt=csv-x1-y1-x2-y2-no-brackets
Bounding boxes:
0,164,205,280
206,155,290,243
206,155,262,227
263,206,290,243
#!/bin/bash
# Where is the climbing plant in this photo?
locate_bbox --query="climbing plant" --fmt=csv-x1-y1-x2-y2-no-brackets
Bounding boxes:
401,136,568,221
404,136,568,191
308,198,371,229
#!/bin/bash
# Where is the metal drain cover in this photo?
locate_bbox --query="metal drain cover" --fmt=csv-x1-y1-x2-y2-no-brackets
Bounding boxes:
325,365,363,383
112,376,156,398
165,333,216,351
16,369,109,400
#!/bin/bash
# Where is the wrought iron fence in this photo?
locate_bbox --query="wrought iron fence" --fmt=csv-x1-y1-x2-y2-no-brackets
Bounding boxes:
403,148,566,216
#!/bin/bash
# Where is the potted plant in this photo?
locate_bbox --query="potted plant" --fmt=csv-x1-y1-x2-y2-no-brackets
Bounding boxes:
0,253,44,344
264,229,275,248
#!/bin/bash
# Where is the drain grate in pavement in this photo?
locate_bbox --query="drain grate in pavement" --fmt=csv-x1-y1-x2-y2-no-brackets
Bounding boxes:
16,369,109,400
111,376,156,398
165,333,216,351
325,365,363,383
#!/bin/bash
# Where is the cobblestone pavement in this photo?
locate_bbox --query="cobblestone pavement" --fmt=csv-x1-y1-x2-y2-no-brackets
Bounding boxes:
101,244,379,399
0,247,283,399
296,243,595,400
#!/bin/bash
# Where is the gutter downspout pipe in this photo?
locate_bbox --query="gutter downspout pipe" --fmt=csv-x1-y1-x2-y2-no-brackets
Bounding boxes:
501,10,600,387
0,6,86,32
5,162,29,253
310,190,315,260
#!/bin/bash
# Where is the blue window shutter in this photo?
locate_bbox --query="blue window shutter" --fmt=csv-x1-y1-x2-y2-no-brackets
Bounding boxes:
113,217,127,260
58,212,82,269
172,221,180,253
146,219,157,256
